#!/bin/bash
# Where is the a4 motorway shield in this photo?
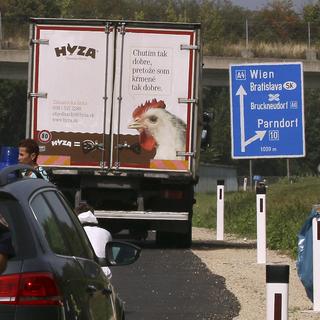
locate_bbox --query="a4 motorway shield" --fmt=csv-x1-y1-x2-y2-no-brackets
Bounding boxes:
229,62,305,159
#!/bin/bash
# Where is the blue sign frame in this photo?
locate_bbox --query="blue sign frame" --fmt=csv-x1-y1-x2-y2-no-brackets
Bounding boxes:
230,62,305,159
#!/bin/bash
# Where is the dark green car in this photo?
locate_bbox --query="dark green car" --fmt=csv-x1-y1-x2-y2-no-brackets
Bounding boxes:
0,164,140,320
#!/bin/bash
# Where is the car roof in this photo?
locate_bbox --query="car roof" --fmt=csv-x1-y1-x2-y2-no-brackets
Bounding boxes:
0,168,56,263
1,177,55,199
0,164,56,201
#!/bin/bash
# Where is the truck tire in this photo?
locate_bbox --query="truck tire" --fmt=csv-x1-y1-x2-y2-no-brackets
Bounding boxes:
156,224,192,248
178,223,192,248
181,226,192,248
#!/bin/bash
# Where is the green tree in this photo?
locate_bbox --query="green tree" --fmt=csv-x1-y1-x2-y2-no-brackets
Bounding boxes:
0,80,27,146
201,86,231,164
0,0,10,14
299,89,320,173
65,0,98,18
218,1,250,43
250,0,303,43
175,0,192,22
199,0,224,54
303,2,320,45
6,0,60,21
133,10,145,21
56,0,72,17
166,0,178,22
303,2,320,23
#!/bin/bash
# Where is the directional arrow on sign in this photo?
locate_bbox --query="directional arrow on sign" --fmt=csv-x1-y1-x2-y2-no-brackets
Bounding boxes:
236,85,247,152
236,85,266,152
244,130,266,147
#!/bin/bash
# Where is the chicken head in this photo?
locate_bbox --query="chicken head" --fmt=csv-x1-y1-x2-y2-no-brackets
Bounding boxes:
128,99,186,160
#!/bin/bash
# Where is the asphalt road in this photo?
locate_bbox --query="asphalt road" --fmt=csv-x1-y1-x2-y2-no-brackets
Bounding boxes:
111,236,240,320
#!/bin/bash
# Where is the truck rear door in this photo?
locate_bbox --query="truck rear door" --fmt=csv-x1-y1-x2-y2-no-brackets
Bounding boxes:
28,20,200,173
29,21,114,168
111,23,198,172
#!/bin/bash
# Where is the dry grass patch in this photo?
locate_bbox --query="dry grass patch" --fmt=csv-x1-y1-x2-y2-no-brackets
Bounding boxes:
207,41,319,59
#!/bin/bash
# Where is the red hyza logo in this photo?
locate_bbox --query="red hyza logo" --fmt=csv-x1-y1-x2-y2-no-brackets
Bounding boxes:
55,44,96,59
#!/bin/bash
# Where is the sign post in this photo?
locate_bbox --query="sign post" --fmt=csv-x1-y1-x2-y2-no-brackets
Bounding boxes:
230,62,305,159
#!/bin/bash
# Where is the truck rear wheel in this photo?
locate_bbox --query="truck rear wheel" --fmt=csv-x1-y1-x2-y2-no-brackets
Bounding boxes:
156,224,192,248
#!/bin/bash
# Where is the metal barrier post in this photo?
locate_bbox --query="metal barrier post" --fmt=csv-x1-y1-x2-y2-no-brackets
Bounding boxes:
216,180,224,240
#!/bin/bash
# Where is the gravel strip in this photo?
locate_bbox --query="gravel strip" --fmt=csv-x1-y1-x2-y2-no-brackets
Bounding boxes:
192,227,319,320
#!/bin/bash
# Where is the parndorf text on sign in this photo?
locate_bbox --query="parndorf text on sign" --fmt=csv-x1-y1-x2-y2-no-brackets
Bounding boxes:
257,118,298,129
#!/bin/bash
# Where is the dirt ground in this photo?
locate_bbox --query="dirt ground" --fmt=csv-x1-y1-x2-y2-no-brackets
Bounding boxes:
191,227,320,320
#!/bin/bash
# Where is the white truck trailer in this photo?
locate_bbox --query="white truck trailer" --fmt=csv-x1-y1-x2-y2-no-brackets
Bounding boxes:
27,18,202,247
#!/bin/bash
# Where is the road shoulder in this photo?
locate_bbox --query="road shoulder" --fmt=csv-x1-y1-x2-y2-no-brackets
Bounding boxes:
192,227,318,320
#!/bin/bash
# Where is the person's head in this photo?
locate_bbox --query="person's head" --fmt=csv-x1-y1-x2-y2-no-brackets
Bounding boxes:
74,202,97,225
74,202,94,216
18,139,39,166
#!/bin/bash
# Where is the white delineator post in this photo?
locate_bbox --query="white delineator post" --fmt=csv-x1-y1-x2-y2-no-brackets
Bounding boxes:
216,180,224,241
266,264,289,320
313,216,320,311
256,183,267,264
243,177,247,191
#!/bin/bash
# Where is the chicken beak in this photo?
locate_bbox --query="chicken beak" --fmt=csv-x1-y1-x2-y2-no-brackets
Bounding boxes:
128,119,143,130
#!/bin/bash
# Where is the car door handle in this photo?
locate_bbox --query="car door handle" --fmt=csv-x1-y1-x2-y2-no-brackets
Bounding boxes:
86,285,97,295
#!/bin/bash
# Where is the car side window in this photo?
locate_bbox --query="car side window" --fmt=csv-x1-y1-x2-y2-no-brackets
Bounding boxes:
30,193,71,256
31,191,94,259
0,201,17,258
42,191,94,260
57,192,95,255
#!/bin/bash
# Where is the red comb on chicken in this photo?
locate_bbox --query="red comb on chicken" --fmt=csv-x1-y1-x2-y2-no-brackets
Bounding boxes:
132,99,166,119
128,99,186,160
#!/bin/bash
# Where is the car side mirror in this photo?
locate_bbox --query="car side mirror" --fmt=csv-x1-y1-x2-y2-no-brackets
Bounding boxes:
105,241,141,266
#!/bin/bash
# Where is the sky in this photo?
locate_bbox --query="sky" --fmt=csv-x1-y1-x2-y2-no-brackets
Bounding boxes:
231,0,317,12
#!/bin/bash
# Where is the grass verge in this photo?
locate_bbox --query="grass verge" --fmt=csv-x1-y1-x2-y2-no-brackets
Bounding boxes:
193,177,320,258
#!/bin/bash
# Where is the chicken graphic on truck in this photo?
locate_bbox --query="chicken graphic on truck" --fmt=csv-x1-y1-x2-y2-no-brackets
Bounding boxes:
128,99,186,160
27,18,201,247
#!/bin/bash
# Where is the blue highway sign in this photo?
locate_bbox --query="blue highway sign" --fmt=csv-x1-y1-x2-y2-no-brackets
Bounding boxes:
230,62,305,159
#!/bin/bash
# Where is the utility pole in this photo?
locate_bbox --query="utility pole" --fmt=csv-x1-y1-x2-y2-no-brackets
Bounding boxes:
245,19,249,49
308,21,311,49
